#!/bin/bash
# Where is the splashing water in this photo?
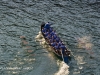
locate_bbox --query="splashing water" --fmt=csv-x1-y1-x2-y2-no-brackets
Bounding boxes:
54,61,69,75
35,32,43,41
76,56,86,65
77,36,93,50
77,36,94,57
35,32,69,75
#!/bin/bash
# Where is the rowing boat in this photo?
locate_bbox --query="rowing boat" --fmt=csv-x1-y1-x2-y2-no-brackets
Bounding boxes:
41,22,71,64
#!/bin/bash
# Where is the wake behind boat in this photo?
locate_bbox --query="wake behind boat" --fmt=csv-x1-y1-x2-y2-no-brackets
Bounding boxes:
41,22,71,64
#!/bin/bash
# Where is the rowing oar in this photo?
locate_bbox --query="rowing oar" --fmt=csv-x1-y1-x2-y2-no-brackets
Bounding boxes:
61,49,69,64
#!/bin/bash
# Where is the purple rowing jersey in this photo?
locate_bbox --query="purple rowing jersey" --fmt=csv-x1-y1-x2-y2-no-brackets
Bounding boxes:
50,31,55,36
56,37,60,42
51,42,56,47
44,32,49,37
42,28,47,33
49,27,53,33
54,45,59,50
46,35,52,39
61,45,66,50
53,35,57,39
58,42,62,47
49,39,53,43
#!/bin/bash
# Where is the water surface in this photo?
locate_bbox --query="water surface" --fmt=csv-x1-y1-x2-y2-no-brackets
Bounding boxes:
0,0,100,75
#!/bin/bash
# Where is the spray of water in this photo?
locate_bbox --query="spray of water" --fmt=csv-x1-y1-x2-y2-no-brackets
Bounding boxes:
54,61,69,75
77,36,93,50
77,36,94,57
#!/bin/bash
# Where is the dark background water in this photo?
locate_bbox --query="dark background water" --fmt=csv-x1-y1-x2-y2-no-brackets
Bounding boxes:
0,0,100,75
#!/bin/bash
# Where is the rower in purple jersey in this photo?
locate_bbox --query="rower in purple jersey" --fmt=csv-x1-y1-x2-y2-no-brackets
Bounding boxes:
51,42,56,47
54,45,59,50
42,28,47,33
60,44,66,51
44,32,49,37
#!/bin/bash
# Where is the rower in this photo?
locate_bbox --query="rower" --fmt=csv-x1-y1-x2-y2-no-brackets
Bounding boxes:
53,34,57,39
57,41,62,47
51,42,56,47
56,37,60,43
60,45,66,51
46,34,52,39
44,32,49,37
54,45,59,50
50,31,56,37
49,39,53,43
42,28,47,33
49,27,53,33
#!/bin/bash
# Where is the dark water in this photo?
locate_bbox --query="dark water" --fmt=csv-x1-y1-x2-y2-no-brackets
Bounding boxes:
0,0,100,75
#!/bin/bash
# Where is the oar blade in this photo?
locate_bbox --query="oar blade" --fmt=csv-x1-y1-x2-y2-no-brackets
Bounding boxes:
63,56,69,64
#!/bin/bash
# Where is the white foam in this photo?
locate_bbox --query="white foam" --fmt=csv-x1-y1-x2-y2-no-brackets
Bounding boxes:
55,61,69,75
76,56,86,65
35,31,43,40
77,36,93,50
